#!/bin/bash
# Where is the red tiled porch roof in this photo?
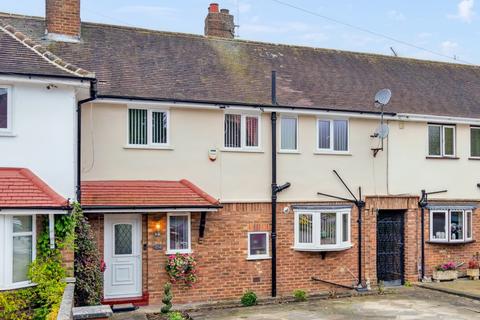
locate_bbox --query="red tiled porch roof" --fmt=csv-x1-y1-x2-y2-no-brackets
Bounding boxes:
81,180,220,208
0,167,69,208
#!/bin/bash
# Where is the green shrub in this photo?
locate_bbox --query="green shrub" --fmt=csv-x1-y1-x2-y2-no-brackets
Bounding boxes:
73,203,103,306
241,290,257,307
0,287,38,320
161,282,173,314
168,311,185,320
293,289,307,301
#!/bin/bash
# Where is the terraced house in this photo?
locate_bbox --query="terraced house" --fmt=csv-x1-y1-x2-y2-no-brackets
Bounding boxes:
2,0,480,306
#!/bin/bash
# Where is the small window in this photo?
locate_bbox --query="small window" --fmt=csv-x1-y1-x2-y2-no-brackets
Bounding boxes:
224,113,260,150
471,127,480,158
128,108,169,146
294,209,351,251
280,116,298,151
430,209,473,243
0,87,11,133
167,213,191,254
247,232,269,260
428,124,455,157
317,119,348,152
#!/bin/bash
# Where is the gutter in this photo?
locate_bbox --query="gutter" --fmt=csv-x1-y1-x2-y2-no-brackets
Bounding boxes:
76,80,98,201
81,204,223,210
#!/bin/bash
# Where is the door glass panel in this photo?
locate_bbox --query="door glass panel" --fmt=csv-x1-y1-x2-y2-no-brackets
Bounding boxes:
450,211,463,241
13,235,32,283
321,212,336,245
114,224,133,255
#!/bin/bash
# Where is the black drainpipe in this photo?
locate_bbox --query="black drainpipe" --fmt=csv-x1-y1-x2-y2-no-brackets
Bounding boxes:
270,71,290,297
419,190,427,280
76,79,98,202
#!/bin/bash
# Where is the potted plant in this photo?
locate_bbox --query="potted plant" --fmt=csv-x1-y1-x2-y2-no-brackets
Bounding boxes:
433,261,458,282
467,260,480,280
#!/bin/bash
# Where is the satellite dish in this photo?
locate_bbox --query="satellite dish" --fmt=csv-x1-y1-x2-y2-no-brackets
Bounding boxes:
374,89,392,107
375,123,389,139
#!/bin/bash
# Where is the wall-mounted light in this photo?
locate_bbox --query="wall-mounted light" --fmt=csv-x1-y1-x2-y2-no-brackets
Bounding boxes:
154,222,161,238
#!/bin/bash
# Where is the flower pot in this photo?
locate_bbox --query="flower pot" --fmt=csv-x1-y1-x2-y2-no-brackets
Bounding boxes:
432,270,458,282
467,268,479,280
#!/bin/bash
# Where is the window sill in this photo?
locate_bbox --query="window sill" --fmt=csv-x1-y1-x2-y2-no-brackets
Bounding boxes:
0,282,37,291
165,250,192,255
425,156,459,160
292,244,352,252
278,150,300,154
0,132,16,137
314,151,351,156
221,148,264,154
469,157,480,161
247,256,271,261
427,240,475,245
124,145,174,150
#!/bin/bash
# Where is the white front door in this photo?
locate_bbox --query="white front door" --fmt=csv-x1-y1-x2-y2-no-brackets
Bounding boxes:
104,214,142,299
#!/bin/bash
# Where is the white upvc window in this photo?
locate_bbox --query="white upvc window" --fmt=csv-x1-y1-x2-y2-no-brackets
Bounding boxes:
294,208,351,251
166,213,191,254
224,112,261,150
470,126,480,158
280,115,298,152
429,209,473,243
428,124,455,157
127,107,170,147
0,215,36,290
316,118,349,153
247,232,270,260
0,86,12,135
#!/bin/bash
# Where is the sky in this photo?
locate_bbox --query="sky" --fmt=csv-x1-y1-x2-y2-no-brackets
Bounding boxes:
1,0,479,65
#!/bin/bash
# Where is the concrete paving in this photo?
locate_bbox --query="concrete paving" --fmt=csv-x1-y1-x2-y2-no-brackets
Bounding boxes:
420,278,480,299
193,288,480,320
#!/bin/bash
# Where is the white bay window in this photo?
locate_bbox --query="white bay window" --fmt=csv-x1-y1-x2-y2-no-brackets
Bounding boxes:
224,112,260,150
294,208,351,251
430,209,473,243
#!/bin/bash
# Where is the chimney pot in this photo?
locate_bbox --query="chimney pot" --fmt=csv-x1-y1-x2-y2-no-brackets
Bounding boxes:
45,0,81,42
208,3,219,13
204,3,235,39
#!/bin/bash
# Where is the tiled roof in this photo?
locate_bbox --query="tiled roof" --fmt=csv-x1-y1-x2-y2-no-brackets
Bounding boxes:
0,17,94,78
81,180,220,208
0,168,69,208
2,13,480,118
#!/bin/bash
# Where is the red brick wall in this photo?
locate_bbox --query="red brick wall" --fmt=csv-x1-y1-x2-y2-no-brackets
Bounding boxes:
86,197,480,305
46,0,80,37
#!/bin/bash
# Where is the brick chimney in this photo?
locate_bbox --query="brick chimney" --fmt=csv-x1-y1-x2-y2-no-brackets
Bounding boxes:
204,3,235,39
45,0,81,42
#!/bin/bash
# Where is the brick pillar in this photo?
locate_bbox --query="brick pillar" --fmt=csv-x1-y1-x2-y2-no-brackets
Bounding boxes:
45,0,81,41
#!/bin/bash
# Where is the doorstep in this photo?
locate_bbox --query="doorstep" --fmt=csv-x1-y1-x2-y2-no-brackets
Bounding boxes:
417,278,480,301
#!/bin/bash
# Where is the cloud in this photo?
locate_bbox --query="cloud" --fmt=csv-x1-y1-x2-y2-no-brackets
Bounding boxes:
448,0,475,23
116,5,177,17
387,10,406,21
441,40,459,55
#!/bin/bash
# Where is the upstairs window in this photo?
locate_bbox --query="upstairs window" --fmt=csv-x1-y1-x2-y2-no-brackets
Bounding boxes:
224,113,260,150
428,124,455,157
280,116,298,151
471,127,480,158
294,208,351,251
317,119,348,152
0,87,11,133
128,108,169,146
430,209,473,243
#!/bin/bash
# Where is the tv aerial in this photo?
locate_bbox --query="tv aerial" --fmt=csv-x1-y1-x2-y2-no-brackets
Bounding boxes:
371,89,391,157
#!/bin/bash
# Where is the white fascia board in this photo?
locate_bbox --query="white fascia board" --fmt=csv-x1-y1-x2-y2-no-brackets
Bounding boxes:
82,208,218,213
0,75,90,88
0,209,69,215
397,113,480,125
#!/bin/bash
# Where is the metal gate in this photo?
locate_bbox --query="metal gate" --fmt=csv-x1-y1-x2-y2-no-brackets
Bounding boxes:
376,210,405,286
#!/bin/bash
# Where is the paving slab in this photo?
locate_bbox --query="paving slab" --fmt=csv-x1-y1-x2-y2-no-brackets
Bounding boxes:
419,278,480,300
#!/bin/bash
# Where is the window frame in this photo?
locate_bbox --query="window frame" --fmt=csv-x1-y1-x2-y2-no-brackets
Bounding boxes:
166,212,191,255
279,114,299,152
470,126,480,158
429,209,473,243
294,208,351,251
427,124,456,157
126,106,170,148
316,118,349,154
223,111,262,151
247,231,270,260
0,85,12,135
0,214,36,290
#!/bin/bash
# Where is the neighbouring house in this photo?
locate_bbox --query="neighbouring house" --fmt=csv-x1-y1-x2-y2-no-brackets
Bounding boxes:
2,0,480,306
0,18,94,291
